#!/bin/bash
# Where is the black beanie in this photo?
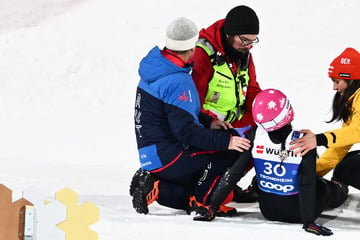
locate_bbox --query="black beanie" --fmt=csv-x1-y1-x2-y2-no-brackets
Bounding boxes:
224,5,259,35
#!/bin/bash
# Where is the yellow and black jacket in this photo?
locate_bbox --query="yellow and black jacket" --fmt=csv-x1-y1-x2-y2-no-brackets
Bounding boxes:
316,88,360,176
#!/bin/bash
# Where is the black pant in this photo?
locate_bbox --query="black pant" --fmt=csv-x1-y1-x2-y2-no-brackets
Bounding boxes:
156,150,239,210
333,150,360,190
256,177,348,224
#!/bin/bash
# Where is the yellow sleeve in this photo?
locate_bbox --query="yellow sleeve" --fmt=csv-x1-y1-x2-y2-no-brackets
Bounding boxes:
323,91,360,148
316,145,351,176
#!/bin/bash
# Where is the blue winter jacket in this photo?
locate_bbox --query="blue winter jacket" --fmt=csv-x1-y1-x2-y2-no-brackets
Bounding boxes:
134,46,232,171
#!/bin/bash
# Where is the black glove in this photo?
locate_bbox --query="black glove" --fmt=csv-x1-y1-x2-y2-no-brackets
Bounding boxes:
303,223,333,236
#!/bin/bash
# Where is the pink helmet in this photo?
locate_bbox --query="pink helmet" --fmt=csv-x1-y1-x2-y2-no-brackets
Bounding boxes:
252,89,294,132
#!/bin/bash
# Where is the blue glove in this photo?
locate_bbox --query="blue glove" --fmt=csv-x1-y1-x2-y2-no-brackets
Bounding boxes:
234,125,252,137
303,223,333,236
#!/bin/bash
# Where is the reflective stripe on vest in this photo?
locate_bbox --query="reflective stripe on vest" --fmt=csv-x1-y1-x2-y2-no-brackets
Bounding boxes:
196,38,250,123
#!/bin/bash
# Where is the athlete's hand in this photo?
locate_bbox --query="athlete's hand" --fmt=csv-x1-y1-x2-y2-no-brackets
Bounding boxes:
289,129,317,156
228,136,251,152
210,120,233,130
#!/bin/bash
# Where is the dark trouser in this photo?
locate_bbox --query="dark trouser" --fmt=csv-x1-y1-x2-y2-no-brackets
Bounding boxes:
194,150,240,205
333,150,360,190
257,177,348,223
153,149,239,210
315,177,349,211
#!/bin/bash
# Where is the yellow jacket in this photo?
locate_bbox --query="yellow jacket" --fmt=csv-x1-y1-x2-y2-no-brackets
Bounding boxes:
316,88,360,176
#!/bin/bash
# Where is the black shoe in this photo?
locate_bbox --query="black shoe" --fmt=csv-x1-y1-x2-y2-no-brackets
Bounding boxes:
193,207,216,221
232,184,258,203
188,196,216,221
129,168,160,214
215,204,237,217
187,196,237,218
187,196,211,215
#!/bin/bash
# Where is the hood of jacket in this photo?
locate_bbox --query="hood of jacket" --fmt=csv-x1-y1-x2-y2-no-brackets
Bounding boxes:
199,19,226,55
138,46,191,84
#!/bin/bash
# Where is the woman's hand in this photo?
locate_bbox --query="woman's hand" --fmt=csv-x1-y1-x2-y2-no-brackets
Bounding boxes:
289,129,317,156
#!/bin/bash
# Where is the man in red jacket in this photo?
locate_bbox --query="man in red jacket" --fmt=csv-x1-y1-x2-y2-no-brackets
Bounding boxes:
191,5,262,202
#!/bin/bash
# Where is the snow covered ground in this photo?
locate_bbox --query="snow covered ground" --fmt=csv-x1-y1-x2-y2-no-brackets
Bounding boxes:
0,0,359,239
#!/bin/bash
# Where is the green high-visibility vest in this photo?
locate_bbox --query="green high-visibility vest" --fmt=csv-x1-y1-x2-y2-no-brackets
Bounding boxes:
197,38,250,123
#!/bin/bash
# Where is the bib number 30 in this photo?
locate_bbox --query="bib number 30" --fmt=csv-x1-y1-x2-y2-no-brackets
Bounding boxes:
260,162,295,194
263,162,286,177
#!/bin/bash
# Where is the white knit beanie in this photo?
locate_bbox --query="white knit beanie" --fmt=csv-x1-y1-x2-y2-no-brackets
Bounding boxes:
165,17,199,51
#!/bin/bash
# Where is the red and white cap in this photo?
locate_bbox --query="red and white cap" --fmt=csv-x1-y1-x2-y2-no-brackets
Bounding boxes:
328,47,360,80
252,89,294,132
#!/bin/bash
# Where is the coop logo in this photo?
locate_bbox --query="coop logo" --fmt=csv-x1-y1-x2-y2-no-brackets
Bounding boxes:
259,180,295,193
255,145,264,154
